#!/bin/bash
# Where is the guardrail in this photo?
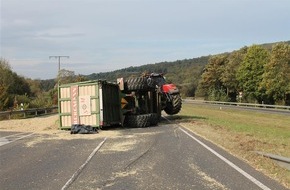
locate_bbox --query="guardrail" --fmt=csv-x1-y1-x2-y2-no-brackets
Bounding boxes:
0,106,58,120
183,99,290,111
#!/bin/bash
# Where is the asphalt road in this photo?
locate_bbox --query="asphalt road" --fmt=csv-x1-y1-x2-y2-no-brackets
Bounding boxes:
0,121,288,190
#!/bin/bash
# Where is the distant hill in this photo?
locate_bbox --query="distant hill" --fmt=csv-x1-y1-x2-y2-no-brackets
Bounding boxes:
86,56,209,83
260,40,290,50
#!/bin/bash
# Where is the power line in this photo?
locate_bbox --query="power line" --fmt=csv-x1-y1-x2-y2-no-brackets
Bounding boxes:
49,56,70,73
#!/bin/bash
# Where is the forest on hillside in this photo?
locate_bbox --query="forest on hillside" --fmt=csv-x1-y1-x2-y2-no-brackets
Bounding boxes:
197,43,290,105
1,41,289,111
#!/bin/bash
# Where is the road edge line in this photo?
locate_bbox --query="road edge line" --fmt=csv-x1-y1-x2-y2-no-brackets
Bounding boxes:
179,127,271,190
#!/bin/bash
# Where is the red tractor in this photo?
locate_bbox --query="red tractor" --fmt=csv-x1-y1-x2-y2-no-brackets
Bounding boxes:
119,73,182,128
147,73,182,115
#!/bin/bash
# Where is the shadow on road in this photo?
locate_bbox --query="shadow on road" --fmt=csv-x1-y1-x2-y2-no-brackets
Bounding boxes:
163,115,207,122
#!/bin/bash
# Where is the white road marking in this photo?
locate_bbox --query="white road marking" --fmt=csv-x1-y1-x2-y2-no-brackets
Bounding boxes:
179,127,271,190
0,133,34,146
61,137,107,190
0,138,10,146
1,132,28,138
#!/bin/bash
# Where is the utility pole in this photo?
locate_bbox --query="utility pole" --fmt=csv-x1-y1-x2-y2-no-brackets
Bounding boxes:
49,56,70,73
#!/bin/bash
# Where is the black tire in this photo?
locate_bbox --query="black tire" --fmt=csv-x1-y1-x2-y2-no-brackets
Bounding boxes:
124,77,156,93
125,77,149,92
149,113,159,126
124,114,151,128
164,94,182,115
146,77,156,89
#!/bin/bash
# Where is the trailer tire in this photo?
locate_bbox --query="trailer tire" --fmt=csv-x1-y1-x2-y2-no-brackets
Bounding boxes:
124,114,151,128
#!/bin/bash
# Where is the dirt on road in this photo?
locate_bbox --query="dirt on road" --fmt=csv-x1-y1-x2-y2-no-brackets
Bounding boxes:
0,115,122,141
0,115,59,133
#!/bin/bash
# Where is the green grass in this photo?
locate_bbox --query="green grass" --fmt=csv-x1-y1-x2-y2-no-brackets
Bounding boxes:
179,104,290,148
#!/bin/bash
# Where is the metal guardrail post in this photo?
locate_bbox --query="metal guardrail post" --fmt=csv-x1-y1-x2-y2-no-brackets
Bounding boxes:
183,99,290,111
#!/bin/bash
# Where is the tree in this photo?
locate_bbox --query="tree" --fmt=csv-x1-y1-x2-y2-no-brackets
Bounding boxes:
237,45,270,103
0,58,33,110
260,43,290,105
26,79,42,97
8,73,31,96
220,47,247,100
0,58,12,110
0,85,9,110
197,55,228,99
57,69,77,85
75,74,88,82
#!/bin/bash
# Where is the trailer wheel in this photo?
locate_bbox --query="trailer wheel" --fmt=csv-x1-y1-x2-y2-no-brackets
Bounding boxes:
124,114,151,128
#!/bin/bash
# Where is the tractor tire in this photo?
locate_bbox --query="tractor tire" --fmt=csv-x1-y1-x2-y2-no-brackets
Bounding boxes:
124,114,151,128
146,77,156,89
125,77,149,92
124,77,156,92
149,113,159,126
164,94,182,115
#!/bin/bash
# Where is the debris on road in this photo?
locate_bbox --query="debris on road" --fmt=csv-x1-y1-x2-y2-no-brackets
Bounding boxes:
70,124,97,134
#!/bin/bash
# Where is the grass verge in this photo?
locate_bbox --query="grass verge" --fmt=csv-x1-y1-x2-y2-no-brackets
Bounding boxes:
169,103,290,188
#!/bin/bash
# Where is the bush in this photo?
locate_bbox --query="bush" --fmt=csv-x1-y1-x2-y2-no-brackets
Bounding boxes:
207,88,230,102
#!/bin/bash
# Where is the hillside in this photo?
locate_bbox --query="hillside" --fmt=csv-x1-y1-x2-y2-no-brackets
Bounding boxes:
84,40,289,97
36,55,209,97
86,56,209,95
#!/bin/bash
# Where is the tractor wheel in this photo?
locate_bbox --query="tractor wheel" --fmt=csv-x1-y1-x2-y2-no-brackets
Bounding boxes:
124,114,151,128
124,77,156,92
125,77,149,92
146,77,156,89
164,94,182,115
149,113,158,126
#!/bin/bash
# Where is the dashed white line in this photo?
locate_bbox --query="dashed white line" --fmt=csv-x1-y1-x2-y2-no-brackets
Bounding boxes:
61,137,107,190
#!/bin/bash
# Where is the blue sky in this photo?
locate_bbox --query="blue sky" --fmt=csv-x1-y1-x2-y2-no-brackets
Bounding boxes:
1,0,290,79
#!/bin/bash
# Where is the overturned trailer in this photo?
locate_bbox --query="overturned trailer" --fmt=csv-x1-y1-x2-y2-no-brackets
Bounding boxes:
58,74,181,129
58,80,122,129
